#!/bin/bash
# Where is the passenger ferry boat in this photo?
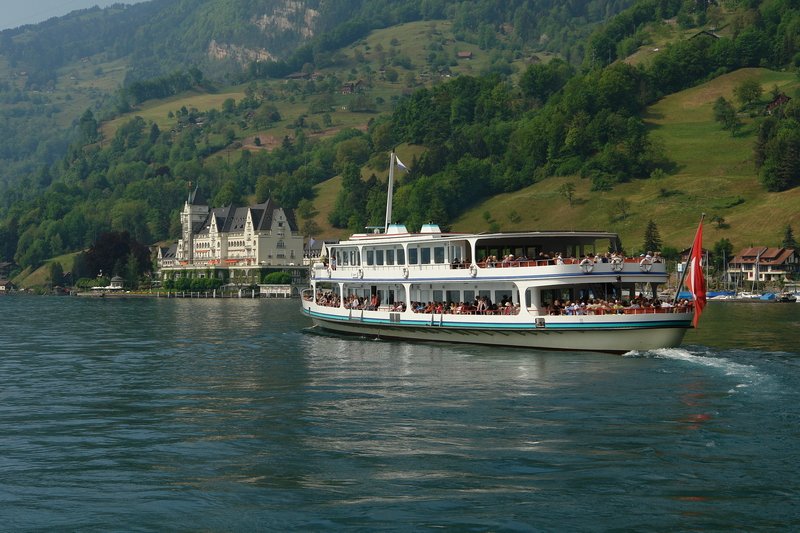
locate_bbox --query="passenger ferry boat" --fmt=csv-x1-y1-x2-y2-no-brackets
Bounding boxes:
301,155,697,353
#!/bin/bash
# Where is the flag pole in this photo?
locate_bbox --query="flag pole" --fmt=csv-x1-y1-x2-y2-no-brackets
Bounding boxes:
384,149,395,233
674,213,706,303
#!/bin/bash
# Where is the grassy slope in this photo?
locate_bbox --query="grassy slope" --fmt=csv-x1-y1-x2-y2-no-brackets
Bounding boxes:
95,21,536,238
453,68,800,252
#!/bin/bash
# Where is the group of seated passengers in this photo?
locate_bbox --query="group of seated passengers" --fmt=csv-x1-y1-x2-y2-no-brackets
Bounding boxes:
478,250,664,267
410,295,519,315
546,294,691,315
314,291,341,308
450,258,468,269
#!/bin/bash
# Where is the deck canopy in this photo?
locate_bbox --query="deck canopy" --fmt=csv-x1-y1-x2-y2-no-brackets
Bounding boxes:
474,231,622,260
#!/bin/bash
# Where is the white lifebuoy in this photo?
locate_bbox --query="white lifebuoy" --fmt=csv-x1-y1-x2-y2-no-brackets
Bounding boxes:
402,267,409,279
357,268,364,279
639,258,653,272
610,257,624,272
469,264,478,278
579,258,594,273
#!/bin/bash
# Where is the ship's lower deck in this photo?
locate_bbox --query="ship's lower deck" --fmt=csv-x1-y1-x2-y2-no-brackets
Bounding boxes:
303,304,691,353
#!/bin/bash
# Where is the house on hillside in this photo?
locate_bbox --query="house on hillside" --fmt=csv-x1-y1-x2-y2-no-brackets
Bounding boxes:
689,29,721,40
678,247,712,265
340,80,365,94
285,72,310,81
765,93,791,115
456,51,474,60
0,279,13,293
728,246,798,283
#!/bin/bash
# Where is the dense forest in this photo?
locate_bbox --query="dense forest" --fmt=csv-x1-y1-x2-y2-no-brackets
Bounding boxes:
2,0,800,281
0,0,635,200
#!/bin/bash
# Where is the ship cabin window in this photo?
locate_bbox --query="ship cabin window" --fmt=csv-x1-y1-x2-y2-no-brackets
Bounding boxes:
421,247,431,264
366,249,375,265
433,290,443,302
463,290,475,303
336,248,358,266
376,249,385,266
386,249,395,265
445,290,460,303
495,289,513,303
408,247,418,265
449,245,464,262
433,246,445,264
397,248,405,265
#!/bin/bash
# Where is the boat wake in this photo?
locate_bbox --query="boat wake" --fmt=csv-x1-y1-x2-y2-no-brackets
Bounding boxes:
624,347,773,393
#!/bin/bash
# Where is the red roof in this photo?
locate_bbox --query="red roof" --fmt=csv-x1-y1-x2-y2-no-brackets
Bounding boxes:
731,247,796,266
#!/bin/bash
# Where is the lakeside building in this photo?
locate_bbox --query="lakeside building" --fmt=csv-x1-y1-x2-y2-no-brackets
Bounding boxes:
728,246,798,284
158,189,306,292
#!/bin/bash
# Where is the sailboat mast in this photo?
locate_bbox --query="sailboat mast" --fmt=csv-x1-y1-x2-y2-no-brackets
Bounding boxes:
384,151,395,233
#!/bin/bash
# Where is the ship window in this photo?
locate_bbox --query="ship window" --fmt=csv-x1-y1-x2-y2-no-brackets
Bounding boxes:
445,290,460,303
434,246,445,264
495,289,513,304
366,249,374,265
397,248,405,265
341,250,349,266
421,247,431,264
433,290,443,302
408,247,418,265
463,290,475,303
386,249,395,265
376,249,384,265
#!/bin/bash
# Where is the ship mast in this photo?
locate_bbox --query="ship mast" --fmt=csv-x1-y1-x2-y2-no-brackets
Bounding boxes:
384,150,396,233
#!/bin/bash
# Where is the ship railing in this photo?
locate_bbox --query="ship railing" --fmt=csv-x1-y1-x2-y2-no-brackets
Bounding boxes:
476,258,664,269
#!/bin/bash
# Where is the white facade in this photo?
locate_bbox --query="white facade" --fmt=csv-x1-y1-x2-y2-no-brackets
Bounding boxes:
162,192,304,272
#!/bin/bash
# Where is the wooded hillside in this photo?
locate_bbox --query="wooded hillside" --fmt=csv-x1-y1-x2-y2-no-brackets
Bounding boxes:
2,0,800,285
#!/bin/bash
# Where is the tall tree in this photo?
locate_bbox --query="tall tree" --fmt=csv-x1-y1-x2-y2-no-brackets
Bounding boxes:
782,225,797,248
642,220,662,252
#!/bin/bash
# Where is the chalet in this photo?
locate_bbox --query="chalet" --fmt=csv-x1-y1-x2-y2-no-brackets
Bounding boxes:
728,246,798,283
456,51,474,59
765,93,791,115
678,247,712,265
0,279,13,293
689,29,721,40
340,80,365,94
285,72,310,81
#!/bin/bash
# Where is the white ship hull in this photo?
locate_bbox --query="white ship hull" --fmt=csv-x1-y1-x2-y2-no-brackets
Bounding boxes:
303,302,691,353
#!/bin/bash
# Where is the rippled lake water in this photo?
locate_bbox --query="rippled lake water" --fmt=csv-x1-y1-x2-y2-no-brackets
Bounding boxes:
1,296,798,530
